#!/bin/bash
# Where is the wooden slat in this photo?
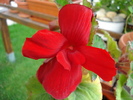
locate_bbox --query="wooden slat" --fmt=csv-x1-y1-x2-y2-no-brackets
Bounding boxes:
0,11,49,30
0,3,57,20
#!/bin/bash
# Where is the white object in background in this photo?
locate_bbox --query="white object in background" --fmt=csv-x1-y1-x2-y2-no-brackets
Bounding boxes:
7,19,16,25
0,7,8,12
0,4,16,25
10,1,18,7
7,1,17,25
6,52,16,62
97,19,125,33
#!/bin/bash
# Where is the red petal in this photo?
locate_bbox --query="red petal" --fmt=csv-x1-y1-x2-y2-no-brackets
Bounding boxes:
59,4,93,46
36,58,82,99
22,29,67,59
78,46,116,81
56,48,85,71
67,49,85,65
56,49,71,70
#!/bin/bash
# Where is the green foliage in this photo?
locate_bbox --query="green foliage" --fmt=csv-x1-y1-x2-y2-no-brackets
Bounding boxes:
88,71,97,81
126,62,133,96
26,76,55,100
83,0,92,8
130,61,133,71
130,88,133,95
94,0,133,15
128,6,133,13
104,31,121,60
127,73,133,87
55,0,72,8
65,74,102,100
88,17,98,46
92,35,106,49
25,74,102,100
120,88,133,100
116,74,133,100
126,41,133,61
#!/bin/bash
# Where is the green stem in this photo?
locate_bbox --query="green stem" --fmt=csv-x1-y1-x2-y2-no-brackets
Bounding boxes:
124,13,132,33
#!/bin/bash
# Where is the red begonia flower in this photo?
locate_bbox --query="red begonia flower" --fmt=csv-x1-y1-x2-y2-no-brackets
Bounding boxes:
22,4,116,99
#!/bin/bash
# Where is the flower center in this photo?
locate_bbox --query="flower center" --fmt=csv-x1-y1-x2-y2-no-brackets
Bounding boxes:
68,45,74,50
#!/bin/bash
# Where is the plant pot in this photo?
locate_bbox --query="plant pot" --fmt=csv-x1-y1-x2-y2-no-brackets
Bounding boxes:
118,32,133,53
27,0,59,25
97,19,125,33
15,0,30,18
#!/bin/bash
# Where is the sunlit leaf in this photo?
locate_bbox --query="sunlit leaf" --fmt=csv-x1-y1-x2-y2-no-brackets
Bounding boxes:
82,73,92,83
104,31,121,59
65,74,102,100
25,76,55,100
92,35,106,49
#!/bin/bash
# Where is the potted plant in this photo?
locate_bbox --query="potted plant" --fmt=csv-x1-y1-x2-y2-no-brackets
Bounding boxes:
118,31,133,54
20,0,133,100
93,0,133,33
15,0,30,18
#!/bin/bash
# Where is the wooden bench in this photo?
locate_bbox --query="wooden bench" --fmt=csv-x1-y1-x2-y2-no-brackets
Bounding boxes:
0,3,122,62
0,3,57,62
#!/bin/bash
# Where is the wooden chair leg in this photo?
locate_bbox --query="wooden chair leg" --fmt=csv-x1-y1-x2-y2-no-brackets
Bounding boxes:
0,18,15,62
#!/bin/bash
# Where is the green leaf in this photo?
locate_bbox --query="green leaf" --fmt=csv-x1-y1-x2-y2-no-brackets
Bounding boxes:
104,31,121,59
127,41,133,61
116,74,133,100
116,74,126,100
88,71,98,81
65,74,102,100
127,73,133,88
88,17,98,46
92,35,106,49
83,0,92,8
120,88,133,100
130,88,133,96
126,62,133,97
128,6,133,13
55,0,71,8
130,61,133,71
25,76,55,100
